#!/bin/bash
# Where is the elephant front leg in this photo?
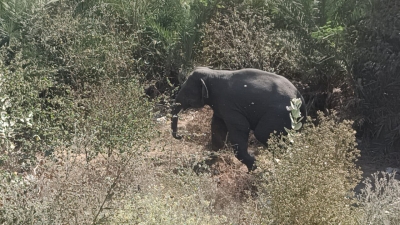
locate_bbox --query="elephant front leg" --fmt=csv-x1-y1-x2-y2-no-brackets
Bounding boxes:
211,115,228,151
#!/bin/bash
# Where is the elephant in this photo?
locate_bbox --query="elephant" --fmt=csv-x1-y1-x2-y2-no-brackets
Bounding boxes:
171,67,307,171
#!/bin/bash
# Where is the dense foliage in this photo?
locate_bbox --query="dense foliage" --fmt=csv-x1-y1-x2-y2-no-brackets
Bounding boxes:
351,0,400,145
0,0,399,224
258,113,362,224
1,0,399,147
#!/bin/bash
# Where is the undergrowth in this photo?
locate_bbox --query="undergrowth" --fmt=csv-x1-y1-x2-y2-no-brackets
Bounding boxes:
1,1,399,224
0,79,156,224
250,112,363,224
357,171,400,224
111,172,228,224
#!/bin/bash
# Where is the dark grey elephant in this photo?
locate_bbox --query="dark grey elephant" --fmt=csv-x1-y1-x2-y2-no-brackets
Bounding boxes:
171,67,307,171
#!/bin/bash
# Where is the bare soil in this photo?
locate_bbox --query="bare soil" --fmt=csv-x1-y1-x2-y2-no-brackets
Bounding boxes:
154,106,400,194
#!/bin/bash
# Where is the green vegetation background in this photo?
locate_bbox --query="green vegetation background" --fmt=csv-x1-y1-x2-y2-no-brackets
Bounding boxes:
0,0,399,224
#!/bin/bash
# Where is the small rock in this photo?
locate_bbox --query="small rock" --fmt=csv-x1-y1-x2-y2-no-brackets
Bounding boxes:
156,116,167,123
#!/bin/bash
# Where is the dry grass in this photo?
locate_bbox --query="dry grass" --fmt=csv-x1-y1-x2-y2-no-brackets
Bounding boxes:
148,106,261,218
1,103,399,224
357,171,400,224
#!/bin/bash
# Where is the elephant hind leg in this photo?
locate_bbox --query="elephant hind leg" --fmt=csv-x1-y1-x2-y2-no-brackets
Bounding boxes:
235,147,256,171
225,119,255,171
211,115,228,151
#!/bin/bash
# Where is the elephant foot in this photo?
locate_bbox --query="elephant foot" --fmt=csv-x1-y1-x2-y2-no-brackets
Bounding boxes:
231,144,256,172
244,159,257,172
247,162,257,172
237,154,255,172
211,145,222,151
211,141,225,151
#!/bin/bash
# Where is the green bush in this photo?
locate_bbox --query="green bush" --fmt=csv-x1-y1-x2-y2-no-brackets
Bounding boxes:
252,112,362,224
0,79,156,224
77,80,155,159
0,0,56,48
133,0,216,87
351,0,400,147
0,52,77,171
1,1,162,170
269,0,354,83
23,2,138,89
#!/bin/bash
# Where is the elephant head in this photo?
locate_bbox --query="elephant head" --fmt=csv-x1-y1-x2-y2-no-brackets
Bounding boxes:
171,72,209,139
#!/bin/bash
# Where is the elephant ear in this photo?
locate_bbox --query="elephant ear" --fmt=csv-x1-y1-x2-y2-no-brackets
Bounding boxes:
200,78,209,99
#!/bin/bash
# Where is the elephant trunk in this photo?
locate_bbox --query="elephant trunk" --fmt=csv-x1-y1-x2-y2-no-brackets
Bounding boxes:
171,104,183,139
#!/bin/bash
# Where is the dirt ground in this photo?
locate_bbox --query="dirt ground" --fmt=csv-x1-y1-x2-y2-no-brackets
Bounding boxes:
155,106,400,193
355,140,400,192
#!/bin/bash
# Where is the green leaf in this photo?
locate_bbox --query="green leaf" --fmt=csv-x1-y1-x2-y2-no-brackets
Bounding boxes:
294,122,302,131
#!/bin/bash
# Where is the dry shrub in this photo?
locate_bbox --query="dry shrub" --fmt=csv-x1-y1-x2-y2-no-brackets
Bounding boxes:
0,146,152,224
108,134,254,224
201,7,306,78
128,161,255,224
0,79,155,224
357,171,400,224
209,152,257,214
1,136,254,224
111,171,228,224
148,108,261,224
249,112,363,224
